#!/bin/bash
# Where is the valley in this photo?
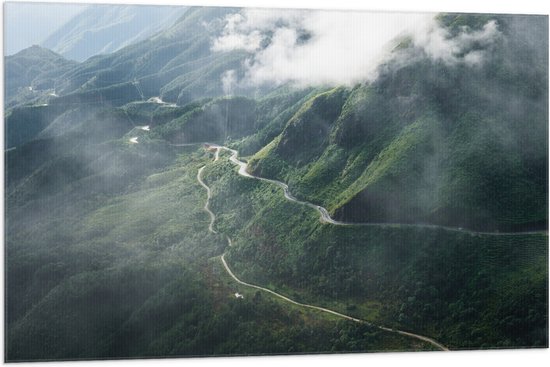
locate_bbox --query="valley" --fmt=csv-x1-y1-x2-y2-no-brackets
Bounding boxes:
4,6,548,361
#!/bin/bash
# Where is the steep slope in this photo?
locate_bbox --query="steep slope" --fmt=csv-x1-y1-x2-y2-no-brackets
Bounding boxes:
52,6,249,105
248,14,548,232
4,105,67,149
203,152,547,349
41,5,188,62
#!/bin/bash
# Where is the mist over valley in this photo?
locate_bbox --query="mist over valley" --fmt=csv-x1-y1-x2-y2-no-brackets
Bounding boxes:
3,5,548,361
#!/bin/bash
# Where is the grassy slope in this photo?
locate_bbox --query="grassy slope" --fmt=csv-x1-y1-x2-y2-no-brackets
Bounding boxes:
249,80,547,231
156,97,257,143
7,140,432,360
205,153,548,349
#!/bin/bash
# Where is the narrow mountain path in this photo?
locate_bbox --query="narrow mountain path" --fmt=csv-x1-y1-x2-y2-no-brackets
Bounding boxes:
209,145,545,236
197,147,450,352
137,129,541,351
197,166,218,234
220,254,449,351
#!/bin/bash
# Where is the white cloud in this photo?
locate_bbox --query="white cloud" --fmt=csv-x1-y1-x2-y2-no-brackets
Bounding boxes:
221,69,237,95
212,10,306,52
414,19,502,66
212,9,502,87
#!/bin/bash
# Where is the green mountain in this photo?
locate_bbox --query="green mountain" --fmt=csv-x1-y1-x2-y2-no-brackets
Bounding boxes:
51,6,250,104
3,7,251,150
4,10,548,361
4,45,78,108
207,148,547,349
248,14,548,232
5,7,258,113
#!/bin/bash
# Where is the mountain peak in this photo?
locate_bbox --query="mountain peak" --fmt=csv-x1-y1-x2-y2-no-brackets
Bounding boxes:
13,45,65,60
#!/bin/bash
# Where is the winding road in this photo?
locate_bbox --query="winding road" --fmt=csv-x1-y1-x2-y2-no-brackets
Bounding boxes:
197,166,218,234
220,254,449,351
205,145,544,236
142,131,542,351
197,145,450,352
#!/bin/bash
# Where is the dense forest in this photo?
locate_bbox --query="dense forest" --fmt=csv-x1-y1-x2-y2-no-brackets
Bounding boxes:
4,6,548,361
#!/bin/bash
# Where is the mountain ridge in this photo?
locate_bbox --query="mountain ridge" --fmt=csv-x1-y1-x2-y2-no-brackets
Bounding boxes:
4,9,548,360
41,5,188,62
247,14,548,231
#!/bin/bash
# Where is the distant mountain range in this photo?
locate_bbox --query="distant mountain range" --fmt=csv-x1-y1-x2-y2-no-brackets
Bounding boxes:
3,2,85,56
5,7,257,111
41,4,188,62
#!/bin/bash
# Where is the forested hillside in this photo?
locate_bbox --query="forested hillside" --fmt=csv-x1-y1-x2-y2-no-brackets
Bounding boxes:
4,8,548,361
248,14,548,232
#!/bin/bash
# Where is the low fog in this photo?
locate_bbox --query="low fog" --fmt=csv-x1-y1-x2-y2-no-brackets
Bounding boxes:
212,9,503,87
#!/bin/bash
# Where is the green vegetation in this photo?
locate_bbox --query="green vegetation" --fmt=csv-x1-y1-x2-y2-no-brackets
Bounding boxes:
4,45,77,107
157,97,257,143
205,155,548,349
5,104,66,147
6,142,434,360
248,15,548,232
51,7,251,105
4,9,547,361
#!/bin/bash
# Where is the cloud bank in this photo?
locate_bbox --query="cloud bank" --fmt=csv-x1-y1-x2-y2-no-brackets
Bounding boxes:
212,9,502,88
414,19,502,66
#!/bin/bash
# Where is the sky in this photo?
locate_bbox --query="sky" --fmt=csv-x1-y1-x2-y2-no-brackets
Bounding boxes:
4,2,87,55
